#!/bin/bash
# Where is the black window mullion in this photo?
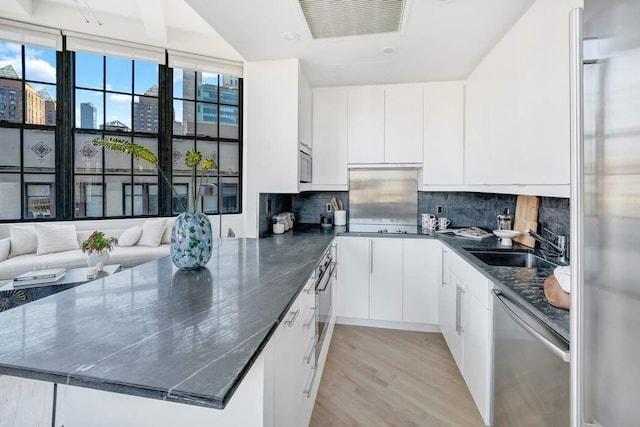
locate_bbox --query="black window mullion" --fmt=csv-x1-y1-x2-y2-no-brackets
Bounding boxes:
56,44,73,220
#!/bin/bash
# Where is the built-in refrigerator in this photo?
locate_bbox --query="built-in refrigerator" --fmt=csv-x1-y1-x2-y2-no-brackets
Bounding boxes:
570,1,640,425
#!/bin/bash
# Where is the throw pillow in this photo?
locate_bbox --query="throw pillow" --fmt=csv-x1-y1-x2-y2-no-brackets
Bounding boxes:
35,224,80,255
119,226,142,247
161,217,176,244
0,238,10,262
8,225,37,258
137,218,167,247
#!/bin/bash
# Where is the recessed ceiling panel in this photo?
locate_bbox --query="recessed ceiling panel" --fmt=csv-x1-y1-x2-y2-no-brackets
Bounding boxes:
299,0,406,39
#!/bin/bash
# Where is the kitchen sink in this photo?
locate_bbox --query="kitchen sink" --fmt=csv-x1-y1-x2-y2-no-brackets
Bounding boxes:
467,250,559,269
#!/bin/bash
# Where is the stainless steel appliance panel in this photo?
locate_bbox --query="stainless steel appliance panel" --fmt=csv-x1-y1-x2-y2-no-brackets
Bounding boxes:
315,245,334,361
300,150,312,183
493,290,570,427
578,1,640,424
348,168,418,230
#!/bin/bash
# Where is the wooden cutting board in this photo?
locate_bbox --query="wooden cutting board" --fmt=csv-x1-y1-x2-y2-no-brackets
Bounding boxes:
513,195,540,247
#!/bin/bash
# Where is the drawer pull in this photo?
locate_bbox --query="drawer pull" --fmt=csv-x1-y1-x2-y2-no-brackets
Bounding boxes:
304,338,316,364
303,365,318,398
284,309,300,328
304,307,317,330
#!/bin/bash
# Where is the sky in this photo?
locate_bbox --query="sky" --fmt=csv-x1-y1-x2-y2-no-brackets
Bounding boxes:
0,41,233,130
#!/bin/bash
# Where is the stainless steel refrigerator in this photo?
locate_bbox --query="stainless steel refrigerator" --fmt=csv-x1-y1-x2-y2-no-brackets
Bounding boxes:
570,1,640,425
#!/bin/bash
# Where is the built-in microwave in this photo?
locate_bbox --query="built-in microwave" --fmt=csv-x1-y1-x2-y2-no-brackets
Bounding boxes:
299,150,312,183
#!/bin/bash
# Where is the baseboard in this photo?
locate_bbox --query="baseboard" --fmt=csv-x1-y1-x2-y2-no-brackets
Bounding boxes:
335,317,441,333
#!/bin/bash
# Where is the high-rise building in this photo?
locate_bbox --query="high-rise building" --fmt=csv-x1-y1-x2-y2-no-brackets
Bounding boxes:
0,65,56,125
37,88,56,125
100,119,130,132
133,85,159,133
0,65,23,123
80,102,97,129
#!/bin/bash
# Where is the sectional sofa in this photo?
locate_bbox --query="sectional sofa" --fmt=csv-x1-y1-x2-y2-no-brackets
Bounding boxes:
0,217,179,282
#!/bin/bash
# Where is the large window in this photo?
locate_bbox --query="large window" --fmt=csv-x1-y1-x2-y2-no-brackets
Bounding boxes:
0,34,243,222
73,52,160,218
0,41,57,220
172,70,241,214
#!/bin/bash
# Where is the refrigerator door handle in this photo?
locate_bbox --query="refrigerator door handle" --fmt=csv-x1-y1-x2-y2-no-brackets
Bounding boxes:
493,290,570,363
570,7,585,427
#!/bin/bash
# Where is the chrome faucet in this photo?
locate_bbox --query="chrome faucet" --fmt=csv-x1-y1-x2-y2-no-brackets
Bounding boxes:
526,228,567,262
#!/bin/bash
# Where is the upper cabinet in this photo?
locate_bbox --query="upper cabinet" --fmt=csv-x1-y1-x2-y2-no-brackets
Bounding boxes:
384,85,424,163
298,72,312,153
244,59,308,194
347,84,423,165
464,0,578,189
312,88,348,189
423,82,464,186
347,86,385,164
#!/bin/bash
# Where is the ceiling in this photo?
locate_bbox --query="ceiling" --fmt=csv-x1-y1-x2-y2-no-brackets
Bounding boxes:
0,0,536,87
184,0,535,87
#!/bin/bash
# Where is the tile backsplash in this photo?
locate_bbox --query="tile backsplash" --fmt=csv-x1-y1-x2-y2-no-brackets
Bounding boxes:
418,191,570,248
292,192,349,224
260,190,570,253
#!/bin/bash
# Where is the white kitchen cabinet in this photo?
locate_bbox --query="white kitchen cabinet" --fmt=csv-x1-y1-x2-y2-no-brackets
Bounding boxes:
245,59,304,194
440,247,494,426
463,0,576,189
336,236,370,319
369,238,403,322
438,246,463,370
403,239,440,324
0,376,54,426
298,71,312,152
347,86,385,164
423,82,464,186
384,85,423,164
273,298,304,427
312,88,348,188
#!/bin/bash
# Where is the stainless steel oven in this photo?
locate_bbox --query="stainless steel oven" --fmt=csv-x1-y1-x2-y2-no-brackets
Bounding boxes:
314,245,335,361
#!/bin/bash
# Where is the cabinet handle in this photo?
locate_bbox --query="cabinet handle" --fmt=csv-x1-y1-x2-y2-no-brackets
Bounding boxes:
284,309,300,328
304,307,317,330
441,248,448,287
304,337,316,364
303,365,318,398
456,286,465,335
370,240,374,274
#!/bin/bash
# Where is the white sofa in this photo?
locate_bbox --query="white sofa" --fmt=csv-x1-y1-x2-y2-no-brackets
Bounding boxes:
0,217,178,282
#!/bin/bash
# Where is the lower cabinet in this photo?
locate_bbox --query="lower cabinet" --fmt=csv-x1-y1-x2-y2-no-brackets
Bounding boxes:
336,236,440,327
370,238,403,321
439,247,494,426
273,265,323,427
0,375,54,426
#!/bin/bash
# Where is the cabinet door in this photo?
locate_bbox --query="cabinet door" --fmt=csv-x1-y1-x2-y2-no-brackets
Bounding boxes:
273,299,304,427
423,82,464,185
462,290,493,425
384,85,423,163
403,239,439,324
0,376,54,426
347,86,384,164
298,71,312,151
369,238,403,321
439,248,463,370
312,88,348,186
336,237,370,319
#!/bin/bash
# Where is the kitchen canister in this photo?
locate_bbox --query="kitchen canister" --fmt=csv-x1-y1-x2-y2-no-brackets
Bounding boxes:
334,210,347,226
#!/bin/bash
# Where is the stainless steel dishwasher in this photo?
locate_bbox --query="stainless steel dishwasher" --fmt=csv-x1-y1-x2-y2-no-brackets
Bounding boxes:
493,289,570,426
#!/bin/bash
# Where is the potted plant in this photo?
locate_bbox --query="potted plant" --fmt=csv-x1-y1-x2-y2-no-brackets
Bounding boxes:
82,231,117,270
92,138,216,270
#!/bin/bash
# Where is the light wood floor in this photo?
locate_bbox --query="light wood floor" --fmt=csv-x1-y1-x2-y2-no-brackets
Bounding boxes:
310,325,485,427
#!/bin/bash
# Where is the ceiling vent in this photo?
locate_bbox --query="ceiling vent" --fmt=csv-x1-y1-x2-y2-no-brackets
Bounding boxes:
298,0,406,39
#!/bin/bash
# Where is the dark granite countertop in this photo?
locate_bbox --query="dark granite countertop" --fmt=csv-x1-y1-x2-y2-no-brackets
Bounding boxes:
0,226,335,409
338,230,570,342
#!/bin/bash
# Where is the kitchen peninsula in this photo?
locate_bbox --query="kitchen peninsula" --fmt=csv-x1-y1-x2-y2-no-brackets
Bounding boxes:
0,227,336,427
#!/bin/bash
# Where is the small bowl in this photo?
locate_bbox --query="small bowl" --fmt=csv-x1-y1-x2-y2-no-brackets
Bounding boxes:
493,230,521,247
